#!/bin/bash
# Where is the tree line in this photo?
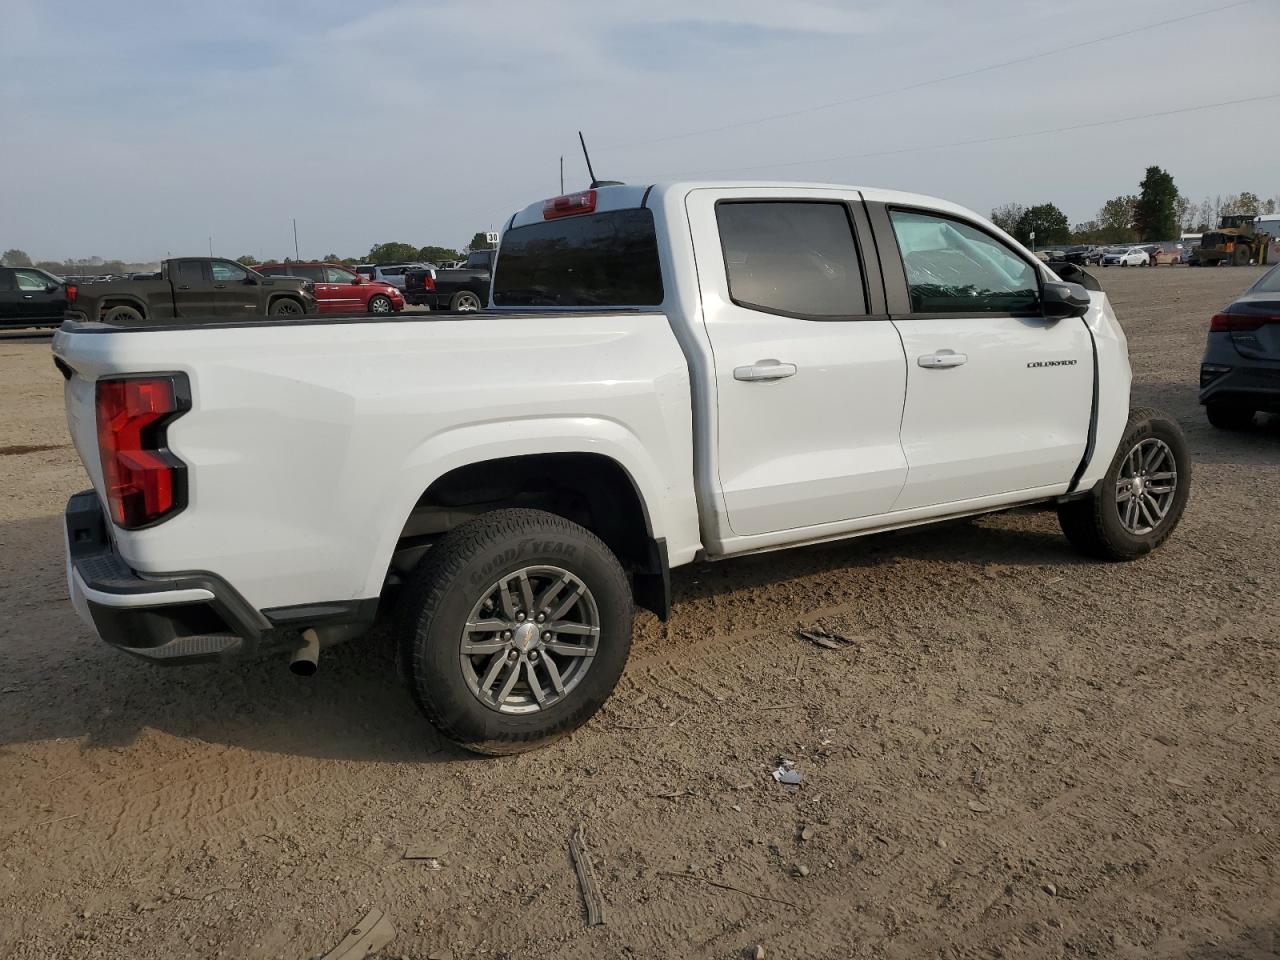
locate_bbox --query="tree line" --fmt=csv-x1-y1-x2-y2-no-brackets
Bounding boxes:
991,166,1279,248
1,233,497,274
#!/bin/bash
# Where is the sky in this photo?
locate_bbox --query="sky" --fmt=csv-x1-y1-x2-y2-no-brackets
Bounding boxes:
2,0,1278,263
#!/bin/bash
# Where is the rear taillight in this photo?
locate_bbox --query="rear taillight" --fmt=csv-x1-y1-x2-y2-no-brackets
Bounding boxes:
425,275,436,291
66,284,78,304
1211,312,1279,332
543,189,597,220
95,375,190,529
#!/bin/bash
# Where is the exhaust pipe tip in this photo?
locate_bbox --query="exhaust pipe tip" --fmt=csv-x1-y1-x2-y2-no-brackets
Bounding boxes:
289,629,320,677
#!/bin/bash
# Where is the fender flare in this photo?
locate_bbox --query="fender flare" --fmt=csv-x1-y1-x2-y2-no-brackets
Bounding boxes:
360,417,671,599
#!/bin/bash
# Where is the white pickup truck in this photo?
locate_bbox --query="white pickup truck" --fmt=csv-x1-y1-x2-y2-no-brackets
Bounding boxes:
54,181,1191,754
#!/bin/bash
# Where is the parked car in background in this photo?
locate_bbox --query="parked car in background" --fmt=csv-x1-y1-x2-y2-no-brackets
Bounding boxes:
355,263,435,290
1062,245,1101,266
404,248,494,311
0,266,66,327
63,258,316,324
1199,262,1280,429
1101,247,1149,267
259,262,404,314
53,180,1190,754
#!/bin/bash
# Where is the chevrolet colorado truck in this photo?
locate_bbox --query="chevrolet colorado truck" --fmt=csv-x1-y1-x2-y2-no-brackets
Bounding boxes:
53,181,1190,754
64,257,316,324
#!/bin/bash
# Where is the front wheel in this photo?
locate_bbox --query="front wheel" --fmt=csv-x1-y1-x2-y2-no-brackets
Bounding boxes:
269,297,303,316
397,509,634,755
367,294,392,314
1057,407,1191,561
450,290,482,312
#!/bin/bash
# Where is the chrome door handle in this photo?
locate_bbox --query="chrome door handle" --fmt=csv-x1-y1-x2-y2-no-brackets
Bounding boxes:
734,359,797,382
918,351,967,369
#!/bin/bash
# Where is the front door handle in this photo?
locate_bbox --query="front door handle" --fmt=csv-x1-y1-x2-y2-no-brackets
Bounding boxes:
177,284,191,290
734,359,797,382
918,350,967,369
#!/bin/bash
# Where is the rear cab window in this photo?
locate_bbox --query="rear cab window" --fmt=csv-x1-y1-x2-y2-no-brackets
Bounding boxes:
493,208,664,307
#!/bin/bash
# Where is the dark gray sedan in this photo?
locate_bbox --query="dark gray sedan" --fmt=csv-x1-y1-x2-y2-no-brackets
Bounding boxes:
1200,264,1280,429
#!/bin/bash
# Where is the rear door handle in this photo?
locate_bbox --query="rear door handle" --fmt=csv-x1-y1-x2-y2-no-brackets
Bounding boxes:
213,284,226,289
918,350,967,369
734,359,798,382
177,284,191,290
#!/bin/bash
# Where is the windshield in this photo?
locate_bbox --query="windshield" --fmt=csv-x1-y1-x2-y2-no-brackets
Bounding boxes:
493,208,664,307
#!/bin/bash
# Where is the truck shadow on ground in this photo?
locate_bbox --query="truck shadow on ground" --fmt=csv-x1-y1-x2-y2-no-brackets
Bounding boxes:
0,506,1099,765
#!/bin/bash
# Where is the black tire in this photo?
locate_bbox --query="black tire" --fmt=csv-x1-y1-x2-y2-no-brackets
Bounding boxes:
367,294,393,315
397,508,633,755
1057,407,1191,561
1233,245,1251,266
269,297,303,316
102,304,144,324
449,290,481,312
1205,402,1255,430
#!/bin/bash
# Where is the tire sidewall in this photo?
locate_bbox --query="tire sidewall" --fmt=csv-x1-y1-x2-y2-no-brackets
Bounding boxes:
104,305,143,324
1097,414,1191,555
270,298,301,315
407,522,632,748
368,295,391,314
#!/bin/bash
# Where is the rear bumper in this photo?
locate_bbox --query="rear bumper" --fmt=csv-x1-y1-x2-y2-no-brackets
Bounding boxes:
1199,342,1280,411
64,490,272,664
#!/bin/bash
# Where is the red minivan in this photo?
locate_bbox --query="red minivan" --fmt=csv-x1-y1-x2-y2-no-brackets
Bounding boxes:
257,262,405,315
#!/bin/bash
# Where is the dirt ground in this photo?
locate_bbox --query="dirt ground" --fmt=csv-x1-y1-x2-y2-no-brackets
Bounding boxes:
1,266,1277,960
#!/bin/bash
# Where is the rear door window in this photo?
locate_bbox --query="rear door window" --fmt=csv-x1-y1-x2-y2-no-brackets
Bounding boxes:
292,265,324,282
172,260,207,283
493,208,663,307
716,201,867,318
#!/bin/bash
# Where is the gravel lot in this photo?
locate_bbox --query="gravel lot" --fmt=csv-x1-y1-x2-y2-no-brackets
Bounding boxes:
1,266,1277,960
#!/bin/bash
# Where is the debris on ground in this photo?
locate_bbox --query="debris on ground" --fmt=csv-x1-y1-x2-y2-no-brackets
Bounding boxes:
796,628,856,650
403,848,444,869
799,825,814,842
569,823,606,927
772,760,802,785
751,946,766,960
319,907,394,960
966,799,991,813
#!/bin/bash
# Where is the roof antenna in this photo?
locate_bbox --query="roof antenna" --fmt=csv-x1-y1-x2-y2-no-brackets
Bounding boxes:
578,131,623,189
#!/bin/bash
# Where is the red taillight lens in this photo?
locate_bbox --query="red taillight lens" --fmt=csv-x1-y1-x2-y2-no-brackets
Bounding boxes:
95,375,190,529
1210,312,1277,332
66,283,78,304
425,275,436,291
543,189,597,220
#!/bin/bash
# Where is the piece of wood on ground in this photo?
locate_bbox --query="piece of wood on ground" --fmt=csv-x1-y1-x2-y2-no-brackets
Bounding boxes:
320,907,395,960
569,823,606,926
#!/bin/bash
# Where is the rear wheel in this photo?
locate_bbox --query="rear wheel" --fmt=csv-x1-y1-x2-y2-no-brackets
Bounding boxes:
102,304,144,324
1205,402,1255,430
450,290,481,312
367,294,392,314
1233,245,1252,266
397,509,634,755
269,297,303,316
1057,407,1190,561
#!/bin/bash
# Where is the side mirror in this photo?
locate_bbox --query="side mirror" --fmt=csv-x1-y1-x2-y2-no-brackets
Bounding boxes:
244,275,259,284
352,274,366,285
1041,280,1091,320
47,283,59,293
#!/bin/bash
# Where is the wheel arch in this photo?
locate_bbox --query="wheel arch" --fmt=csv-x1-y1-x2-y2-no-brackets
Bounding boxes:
369,425,674,619
99,294,148,318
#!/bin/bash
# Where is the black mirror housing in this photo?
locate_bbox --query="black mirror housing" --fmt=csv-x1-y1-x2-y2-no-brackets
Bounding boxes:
1041,280,1091,320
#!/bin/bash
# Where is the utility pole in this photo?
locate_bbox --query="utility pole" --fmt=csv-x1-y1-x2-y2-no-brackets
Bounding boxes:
292,219,300,260
560,156,564,194
208,236,213,257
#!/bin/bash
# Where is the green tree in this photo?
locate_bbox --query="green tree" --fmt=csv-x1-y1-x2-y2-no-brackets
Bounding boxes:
1132,166,1178,241
1013,203,1070,247
235,254,260,266
2,248,33,267
1097,195,1137,243
989,203,1025,235
417,245,460,264
366,242,421,264
322,253,343,263
467,232,495,252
